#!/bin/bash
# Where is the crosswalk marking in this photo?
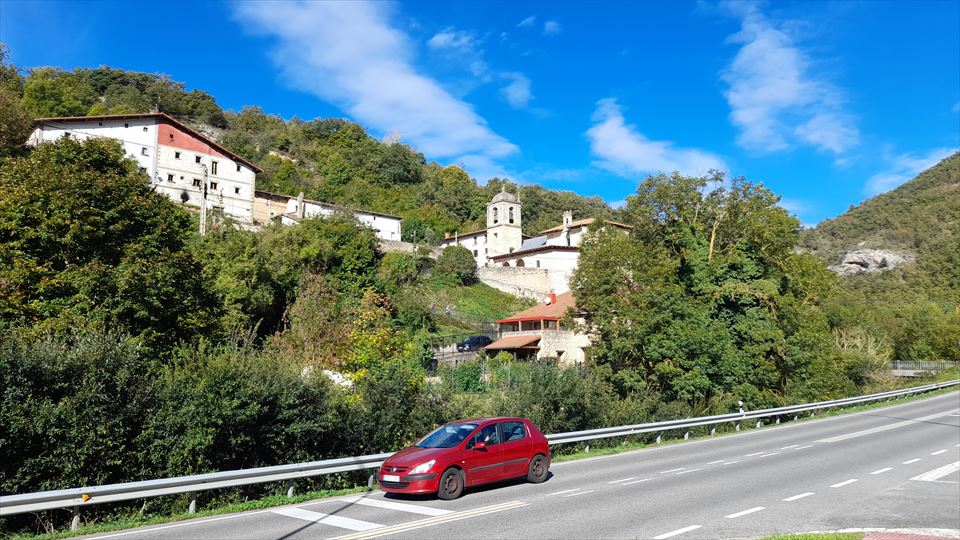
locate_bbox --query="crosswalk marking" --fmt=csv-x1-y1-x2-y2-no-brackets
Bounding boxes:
341,497,452,516
912,461,960,483
272,507,383,531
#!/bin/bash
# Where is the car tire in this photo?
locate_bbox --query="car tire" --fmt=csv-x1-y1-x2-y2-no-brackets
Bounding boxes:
437,468,464,500
527,454,548,483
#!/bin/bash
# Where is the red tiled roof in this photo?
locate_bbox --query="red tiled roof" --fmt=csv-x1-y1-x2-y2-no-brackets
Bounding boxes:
497,291,576,323
484,334,542,350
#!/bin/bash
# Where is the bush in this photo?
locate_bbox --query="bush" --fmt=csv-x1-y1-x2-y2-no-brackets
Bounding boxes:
433,245,477,285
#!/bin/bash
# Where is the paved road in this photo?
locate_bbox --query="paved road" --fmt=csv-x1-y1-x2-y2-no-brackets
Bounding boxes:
83,391,960,540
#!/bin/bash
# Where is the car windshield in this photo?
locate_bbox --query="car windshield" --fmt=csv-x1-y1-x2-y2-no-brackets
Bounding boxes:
415,423,478,448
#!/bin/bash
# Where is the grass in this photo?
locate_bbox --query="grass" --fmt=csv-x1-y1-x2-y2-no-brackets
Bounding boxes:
414,281,533,324
7,385,957,540
760,533,864,540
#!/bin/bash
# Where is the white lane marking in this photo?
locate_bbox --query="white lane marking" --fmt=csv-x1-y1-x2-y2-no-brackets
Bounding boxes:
608,477,636,484
707,459,727,465
272,508,382,531
653,525,702,539
903,458,921,464
871,468,893,475
725,506,765,518
931,450,947,455
795,445,813,450
676,468,702,475
661,467,686,473
722,460,742,465
830,479,858,488
563,490,595,497
760,452,780,457
783,492,814,501
816,409,959,443
745,452,765,457
912,461,960,482
781,445,798,449
333,501,528,540
622,478,652,485
956,444,960,447
341,497,452,516
547,488,580,496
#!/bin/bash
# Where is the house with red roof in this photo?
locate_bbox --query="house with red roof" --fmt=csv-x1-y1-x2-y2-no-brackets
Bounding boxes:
483,291,591,366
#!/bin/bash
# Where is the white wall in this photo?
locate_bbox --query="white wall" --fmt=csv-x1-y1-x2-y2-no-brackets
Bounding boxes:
29,118,159,179
154,144,256,224
440,233,488,266
287,198,402,242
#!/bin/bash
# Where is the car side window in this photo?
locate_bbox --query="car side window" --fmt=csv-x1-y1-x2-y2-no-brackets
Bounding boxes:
471,424,500,447
500,421,526,442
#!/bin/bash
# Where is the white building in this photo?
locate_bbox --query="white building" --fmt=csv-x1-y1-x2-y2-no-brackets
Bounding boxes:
28,113,261,224
484,291,591,366
439,187,526,264
269,191,402,242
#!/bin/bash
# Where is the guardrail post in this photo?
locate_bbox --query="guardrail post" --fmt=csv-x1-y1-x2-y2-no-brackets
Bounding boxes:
735,422,741,432
775,417,780,425
710,427,716,436
188,492,197,514
286,480,295,498
756,420,762,429
656,434,662,444
70,506,80,531
684,431,689,440
367,474,376,489
584,443,590,453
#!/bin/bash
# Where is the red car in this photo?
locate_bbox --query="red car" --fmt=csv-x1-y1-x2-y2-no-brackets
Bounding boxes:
378,417,551,499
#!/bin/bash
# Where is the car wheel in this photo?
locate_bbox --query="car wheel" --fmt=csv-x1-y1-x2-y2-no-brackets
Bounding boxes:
437,468,464,500
527,454,548,483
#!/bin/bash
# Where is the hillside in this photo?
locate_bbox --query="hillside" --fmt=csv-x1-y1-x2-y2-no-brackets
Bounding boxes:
0,55,615,241
802,152,960,304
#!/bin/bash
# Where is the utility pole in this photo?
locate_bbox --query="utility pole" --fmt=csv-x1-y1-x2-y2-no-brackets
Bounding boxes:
199,163,208,236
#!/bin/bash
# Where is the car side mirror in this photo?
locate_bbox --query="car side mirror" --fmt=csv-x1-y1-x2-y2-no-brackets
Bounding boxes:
472,441,487,451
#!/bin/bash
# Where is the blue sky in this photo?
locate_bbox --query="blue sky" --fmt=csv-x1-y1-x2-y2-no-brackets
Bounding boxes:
2,0,958,224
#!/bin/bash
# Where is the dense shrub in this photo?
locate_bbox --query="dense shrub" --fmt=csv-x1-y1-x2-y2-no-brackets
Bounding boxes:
433,245,477,285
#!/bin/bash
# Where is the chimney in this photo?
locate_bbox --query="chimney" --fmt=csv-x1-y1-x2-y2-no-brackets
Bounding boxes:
547,292,557,305
562,211,573,227
297,192,305,219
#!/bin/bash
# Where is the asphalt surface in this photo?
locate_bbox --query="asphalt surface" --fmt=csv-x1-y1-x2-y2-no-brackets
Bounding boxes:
82,391,960,540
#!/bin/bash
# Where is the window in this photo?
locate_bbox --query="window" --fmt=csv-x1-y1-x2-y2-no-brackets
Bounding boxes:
236,164,241,172
139,167,146,173
98,122,103,126
141,147,148,156
473,250,478,256
195,156,201,164
536,260,541,268
180,176,184,181
234,187,240,195
469,424,500,448
493,207,499,224
167,173,174,183
500,421,526,443
209,181,218,190
544,320,557,330
509,247,514,253
192,178,201,187
124,123,129,128
63,132,71,139
175,151,181,159
474,237,478,245
143,126,148,132
211,161,218,175
415,423,478,449
509,207,514,224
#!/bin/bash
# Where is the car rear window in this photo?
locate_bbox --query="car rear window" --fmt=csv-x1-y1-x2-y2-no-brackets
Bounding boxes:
416,423,478,448
470,424,500,447
501,421,526,442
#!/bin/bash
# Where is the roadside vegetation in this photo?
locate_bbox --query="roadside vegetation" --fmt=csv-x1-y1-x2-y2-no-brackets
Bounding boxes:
1,46,957,537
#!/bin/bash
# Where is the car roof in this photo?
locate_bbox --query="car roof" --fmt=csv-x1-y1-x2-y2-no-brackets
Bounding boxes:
448,417,525,425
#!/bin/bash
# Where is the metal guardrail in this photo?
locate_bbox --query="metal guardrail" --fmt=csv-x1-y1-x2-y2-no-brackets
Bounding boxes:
2,380,957,526
891,360,958,372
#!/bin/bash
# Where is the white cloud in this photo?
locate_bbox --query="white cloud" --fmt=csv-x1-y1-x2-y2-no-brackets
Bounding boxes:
778,198,808,216
517,15,536,28
501,72,533,108
427,28,476,51
865,147,956,196
721,3,858,155
586,98,727,177
234,1,517,178
543,20,561,35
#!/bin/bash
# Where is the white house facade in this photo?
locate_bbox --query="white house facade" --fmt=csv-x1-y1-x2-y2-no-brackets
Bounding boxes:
28,113,261,224
255,191,402,242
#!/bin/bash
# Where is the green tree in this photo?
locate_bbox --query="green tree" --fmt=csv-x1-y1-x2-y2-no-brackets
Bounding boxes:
21,67,96,117
0,137,214,349
433,245,478,285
